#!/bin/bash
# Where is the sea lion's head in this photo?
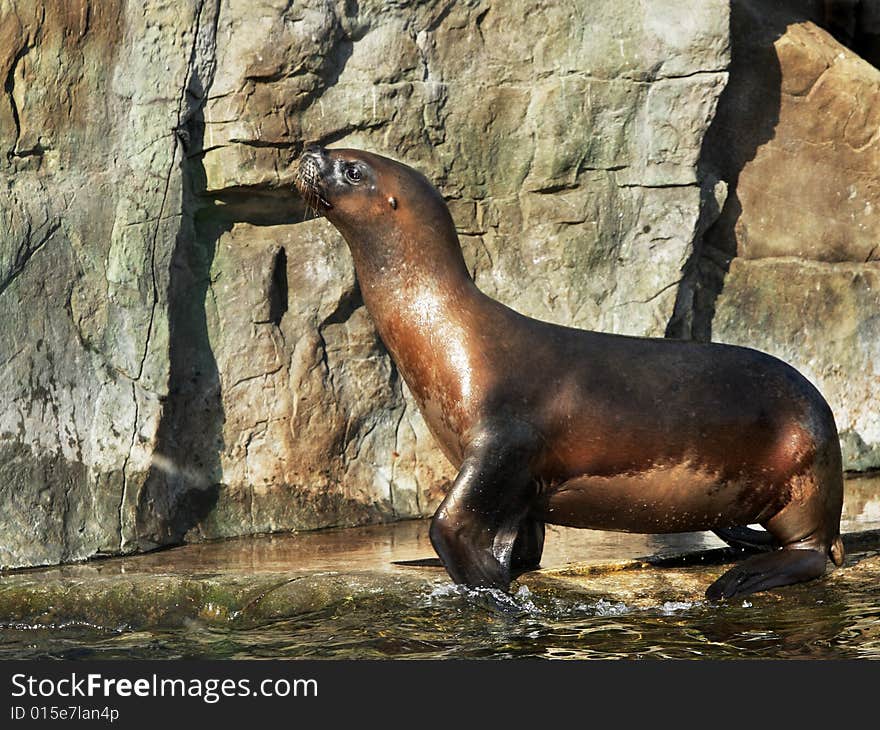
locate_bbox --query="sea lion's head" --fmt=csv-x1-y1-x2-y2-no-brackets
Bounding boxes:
293,145,455,246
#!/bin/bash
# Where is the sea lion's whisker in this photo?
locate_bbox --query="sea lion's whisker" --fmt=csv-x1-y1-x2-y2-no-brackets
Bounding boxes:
292,157,330,217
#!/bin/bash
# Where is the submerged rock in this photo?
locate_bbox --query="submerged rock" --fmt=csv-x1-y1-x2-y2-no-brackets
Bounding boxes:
1,521,879,633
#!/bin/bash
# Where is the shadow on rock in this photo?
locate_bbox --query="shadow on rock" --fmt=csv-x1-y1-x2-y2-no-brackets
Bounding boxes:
135,72,226,548
667,0,812,341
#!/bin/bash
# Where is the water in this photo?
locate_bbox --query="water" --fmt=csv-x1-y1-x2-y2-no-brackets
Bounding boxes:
3,567,880,660
2,476,880,660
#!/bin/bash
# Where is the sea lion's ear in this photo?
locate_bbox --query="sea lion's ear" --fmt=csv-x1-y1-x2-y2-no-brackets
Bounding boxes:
388,196,398,210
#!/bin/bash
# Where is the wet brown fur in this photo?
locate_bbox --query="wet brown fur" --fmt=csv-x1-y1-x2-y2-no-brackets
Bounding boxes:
293,147,845,600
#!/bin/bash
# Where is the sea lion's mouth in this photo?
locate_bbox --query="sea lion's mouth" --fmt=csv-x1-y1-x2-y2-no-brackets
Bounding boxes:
294,151,333,213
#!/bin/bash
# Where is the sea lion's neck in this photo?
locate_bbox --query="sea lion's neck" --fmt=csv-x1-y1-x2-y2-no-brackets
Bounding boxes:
339,223,489,455
343,226,485,345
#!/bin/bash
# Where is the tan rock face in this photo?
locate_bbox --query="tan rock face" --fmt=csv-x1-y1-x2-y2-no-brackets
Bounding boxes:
38,0,880,568
0,0,205,566
177,0,729,543
736,23,880,263
2,0,878,571
698,1,880,470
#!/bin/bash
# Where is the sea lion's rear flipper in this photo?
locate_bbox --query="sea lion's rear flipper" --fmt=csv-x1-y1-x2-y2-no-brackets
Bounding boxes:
705,547,827,600
429,424,542,590
713,525,777,552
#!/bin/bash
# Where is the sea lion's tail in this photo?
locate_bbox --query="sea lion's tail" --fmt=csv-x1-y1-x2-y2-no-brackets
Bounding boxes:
830,534,845,567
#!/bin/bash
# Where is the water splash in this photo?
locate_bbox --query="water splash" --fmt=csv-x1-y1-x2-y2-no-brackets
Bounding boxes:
590,599,631,616
424,582,541,614
659,601,699,614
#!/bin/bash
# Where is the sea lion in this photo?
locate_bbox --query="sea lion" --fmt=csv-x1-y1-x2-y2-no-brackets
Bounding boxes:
292,145,845,600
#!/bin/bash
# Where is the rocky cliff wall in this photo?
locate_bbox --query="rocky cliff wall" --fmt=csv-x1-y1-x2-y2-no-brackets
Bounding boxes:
0,0,876,569
672,0,880,471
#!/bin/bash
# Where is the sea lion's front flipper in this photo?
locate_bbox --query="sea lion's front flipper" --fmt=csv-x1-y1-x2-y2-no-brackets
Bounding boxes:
429,424,541,590
510,515,545,575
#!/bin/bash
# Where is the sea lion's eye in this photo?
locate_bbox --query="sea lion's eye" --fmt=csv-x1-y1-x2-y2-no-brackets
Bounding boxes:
345,165,362,184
